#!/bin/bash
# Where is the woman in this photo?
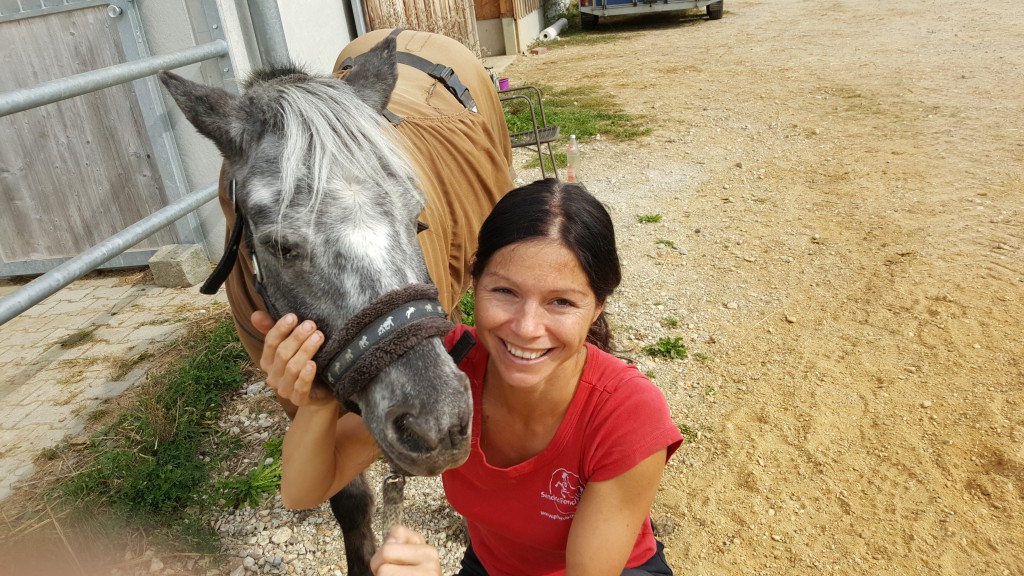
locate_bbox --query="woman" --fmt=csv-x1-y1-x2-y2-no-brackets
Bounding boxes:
254,179,683,575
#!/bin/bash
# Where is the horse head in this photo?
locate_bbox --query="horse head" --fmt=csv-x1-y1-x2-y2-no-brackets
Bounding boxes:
159,36,471,476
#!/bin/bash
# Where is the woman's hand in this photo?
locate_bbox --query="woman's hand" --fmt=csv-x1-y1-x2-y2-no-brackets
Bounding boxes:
251,311,332,407
370,526,441,576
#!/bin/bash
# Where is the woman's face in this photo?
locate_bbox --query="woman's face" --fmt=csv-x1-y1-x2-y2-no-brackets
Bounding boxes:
473,238,604,391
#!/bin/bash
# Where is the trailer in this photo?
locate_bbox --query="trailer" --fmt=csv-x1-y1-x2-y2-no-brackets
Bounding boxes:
579,0,724,29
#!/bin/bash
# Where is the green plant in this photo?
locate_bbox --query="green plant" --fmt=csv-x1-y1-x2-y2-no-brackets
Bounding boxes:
655,239,676,248
642,337,689,360
660,317,679,328
57,317,250,545
693,352,710,364
678,422,697,441
217,459,282,509
503,84,651,167
637,214,662,223
459,288,476,326
643,370,656,380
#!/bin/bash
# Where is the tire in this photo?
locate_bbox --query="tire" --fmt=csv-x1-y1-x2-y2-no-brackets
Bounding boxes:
707,0,724,20
581,12,599,30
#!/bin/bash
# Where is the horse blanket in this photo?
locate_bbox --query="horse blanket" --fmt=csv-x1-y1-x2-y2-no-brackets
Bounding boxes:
217,29,514,366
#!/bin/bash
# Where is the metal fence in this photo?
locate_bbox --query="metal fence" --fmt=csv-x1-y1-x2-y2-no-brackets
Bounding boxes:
0,0,289,327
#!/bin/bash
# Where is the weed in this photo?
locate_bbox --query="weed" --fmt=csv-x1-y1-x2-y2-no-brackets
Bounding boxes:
56,317,250,544
458,288,476,326
656,239,676,248
637,214,662,223
693,352,710,364
660,317,679,328
217,460,282,509
644,370,656,380
643,337,689,360
678,422,698,441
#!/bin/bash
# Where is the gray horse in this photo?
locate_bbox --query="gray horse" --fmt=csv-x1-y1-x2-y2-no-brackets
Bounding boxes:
160,29,512,574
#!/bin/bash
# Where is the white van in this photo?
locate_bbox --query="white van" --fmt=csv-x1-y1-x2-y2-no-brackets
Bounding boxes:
579,0,724,29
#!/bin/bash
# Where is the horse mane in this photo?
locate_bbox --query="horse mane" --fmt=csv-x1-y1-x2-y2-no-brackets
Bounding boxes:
243,67,421,231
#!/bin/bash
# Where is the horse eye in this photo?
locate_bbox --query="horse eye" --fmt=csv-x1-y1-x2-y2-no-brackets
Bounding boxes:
260,236,305,262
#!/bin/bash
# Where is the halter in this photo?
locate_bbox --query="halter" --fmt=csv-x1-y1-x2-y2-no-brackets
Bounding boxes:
200,180,472,411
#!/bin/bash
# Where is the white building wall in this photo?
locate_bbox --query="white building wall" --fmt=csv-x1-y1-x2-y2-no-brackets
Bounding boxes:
278,3,354,73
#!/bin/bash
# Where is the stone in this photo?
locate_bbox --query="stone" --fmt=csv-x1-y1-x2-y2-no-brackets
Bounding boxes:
148,244,211,288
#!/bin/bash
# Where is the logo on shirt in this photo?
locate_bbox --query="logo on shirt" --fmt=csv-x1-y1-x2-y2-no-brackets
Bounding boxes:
539,468,583,520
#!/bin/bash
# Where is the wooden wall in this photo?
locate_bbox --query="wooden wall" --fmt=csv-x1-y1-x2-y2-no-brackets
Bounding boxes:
474,0,540,20
363,0,480,55
0,7,174,266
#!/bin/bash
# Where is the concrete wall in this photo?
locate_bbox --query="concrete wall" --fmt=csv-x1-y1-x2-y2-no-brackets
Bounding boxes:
476,7,547,57
476,18,506,57
517,7,546,49
141,0,232,259
278,2,354,73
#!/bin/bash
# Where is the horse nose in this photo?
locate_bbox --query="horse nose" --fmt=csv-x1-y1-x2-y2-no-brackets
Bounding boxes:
390,409,469,455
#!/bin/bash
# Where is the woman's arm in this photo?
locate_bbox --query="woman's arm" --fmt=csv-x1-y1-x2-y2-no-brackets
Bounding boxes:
565,449,668,576
253,311,382,510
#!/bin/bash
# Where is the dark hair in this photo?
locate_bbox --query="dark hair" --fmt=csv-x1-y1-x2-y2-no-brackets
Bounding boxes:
471,178,621,352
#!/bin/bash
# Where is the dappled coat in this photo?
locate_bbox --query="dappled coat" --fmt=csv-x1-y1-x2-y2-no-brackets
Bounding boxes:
216,29,514,367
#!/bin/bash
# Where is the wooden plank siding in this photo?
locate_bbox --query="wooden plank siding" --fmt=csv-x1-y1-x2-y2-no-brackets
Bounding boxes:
0,6,174,264
513,0,540,20
473,0,538,20
363,0,480,55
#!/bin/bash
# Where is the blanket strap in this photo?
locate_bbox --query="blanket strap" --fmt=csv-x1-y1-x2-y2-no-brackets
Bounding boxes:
336,28,478,124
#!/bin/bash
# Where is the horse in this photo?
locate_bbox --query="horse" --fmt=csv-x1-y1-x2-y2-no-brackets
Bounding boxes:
159,28,513,574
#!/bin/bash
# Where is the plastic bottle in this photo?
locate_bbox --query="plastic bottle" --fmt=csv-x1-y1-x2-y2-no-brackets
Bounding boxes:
565,134,579,183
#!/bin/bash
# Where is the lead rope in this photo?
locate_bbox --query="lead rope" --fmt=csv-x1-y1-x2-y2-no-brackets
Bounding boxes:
376,330,476,544
380,470,406,542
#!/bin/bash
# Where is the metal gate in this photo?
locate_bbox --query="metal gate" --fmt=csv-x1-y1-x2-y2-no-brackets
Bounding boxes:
0,0,212,276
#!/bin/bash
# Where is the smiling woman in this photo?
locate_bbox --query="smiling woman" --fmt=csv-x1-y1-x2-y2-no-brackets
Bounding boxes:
258,178,683,575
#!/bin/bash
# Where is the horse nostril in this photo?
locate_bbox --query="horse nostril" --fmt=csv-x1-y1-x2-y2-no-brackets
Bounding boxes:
392,412,437,454
448,422,468,449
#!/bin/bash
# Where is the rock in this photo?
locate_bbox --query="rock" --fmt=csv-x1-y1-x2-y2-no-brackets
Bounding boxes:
149,557,165,573
271,526,293,544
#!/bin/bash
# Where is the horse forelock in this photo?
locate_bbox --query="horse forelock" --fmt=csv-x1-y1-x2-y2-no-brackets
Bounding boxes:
275,79,421,222
238,73,428,301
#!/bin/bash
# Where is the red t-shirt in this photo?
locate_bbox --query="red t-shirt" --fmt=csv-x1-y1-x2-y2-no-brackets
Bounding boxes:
442,326,684,576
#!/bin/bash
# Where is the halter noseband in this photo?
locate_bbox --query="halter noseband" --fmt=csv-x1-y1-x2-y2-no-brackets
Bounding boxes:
201,180,463,411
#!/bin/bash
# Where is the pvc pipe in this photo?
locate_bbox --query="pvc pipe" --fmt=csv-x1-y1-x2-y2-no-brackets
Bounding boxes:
539,18,569,41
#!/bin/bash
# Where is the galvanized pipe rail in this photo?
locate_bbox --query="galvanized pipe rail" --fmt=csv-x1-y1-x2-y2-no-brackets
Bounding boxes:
0,0,291,328
0,184,219,326
0,40,228,118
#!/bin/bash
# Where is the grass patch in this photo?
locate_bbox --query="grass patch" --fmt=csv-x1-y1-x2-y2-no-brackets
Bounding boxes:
693,352,710,364
53,314,251,550
504,84,652,173
656,239,676,249
660,317,679,328
643,337,689,360
637,214,662,223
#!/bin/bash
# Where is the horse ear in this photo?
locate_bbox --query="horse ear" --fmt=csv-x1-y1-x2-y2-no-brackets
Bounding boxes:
159,71,242,158
342,36,398,114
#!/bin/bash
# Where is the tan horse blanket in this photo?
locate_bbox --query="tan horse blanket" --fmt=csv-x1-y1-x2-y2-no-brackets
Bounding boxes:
217,29,513,367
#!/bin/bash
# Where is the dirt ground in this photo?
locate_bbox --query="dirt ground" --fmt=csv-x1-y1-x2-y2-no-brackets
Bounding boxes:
501,0,1022,573
2,1,1021,574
